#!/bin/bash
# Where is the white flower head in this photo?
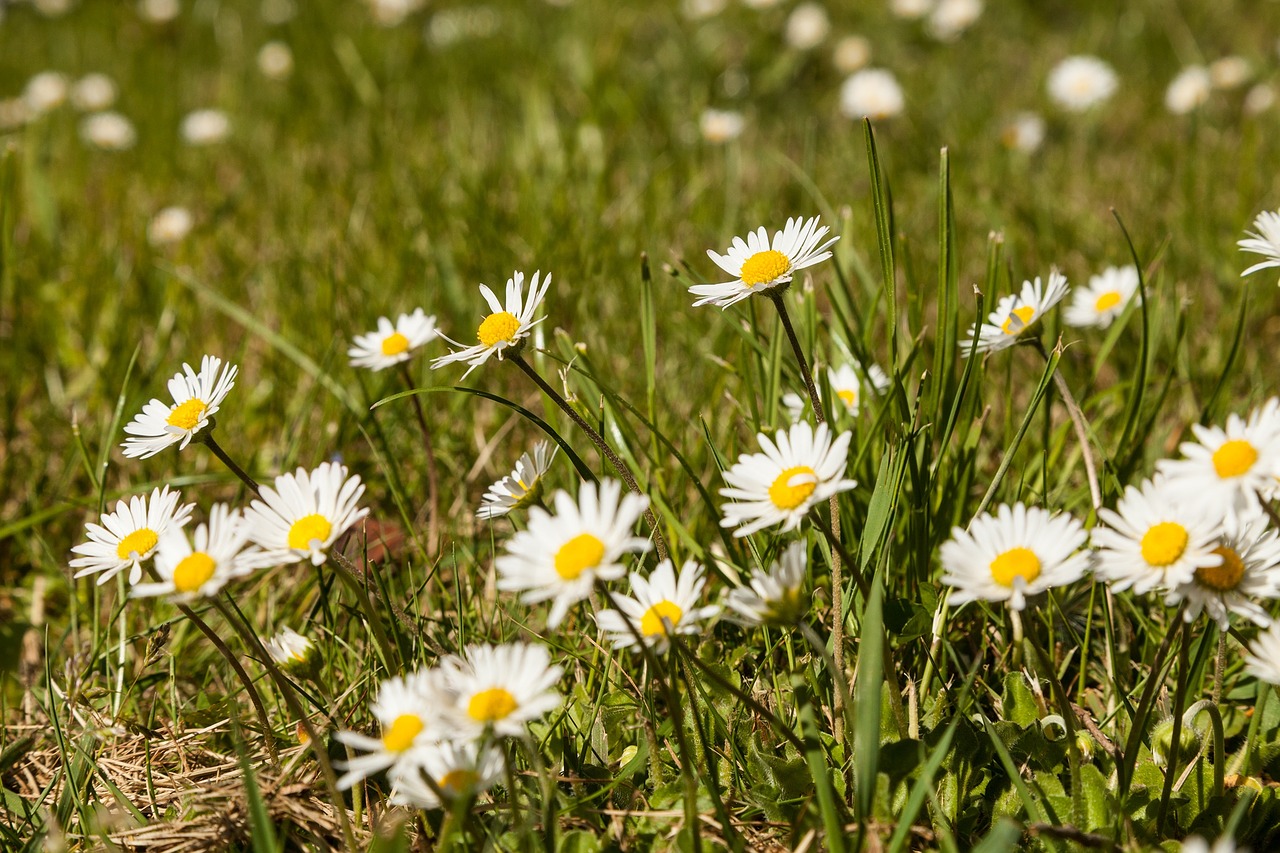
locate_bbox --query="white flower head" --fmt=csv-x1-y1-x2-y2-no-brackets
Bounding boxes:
365,0,424,27
1047,55,1118,112
24,71,69,115
726,541,808,626
0,99,30,132
71,74,118,111
784,361,891,420
181,109,230,146
138,0,180,23
832,35,871,74
889,0,933,20
960,270,1069,356
336,670,445,789
839,68,905,121
121,355,237,458
477,440,558,520
244,462,369,567
692,216,839,308
1239,210,1280,280
1178,834,1242,853
80,112,137,151
785,3,830,51
926,0,982,42
699,108,745,144
264,626,316,668
148,206,193,246
389,740,506,810
431,270,551,377
443,643,564,738
681,0,728,20
70,486,195,585
1165,65,1212,115
1245,623,1280,686
940,503,1089,611
257,41,294,80
1001,112,1046,153
1209,56,1251,90
1166,514,1280,629
595,559,720,653
348,308,438,371
1063,265,1140,329
1245,83,1276,116
130,504,261,602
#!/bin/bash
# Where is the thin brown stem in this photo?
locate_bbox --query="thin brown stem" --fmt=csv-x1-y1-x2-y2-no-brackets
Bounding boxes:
399,363,442,556
1032,339,1102,511
200,431,261,498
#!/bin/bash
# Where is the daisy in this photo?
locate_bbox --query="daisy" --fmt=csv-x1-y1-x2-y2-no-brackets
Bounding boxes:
1245,83,1275,116
1157,398,1280,523
1245,623,1280,685
1063,265,1140,329
1165,66,1212,115
1209,57,1251,90
148,206,194,246
70,485,194,585
70,74,117,111
725,541,808,626
180,109,230,146
889,0,933,20
595,559,720,653
832,35,871,74
1047,55,1118,112
257,42,294,80
138,0,180,23
442,643,563,738
927,0,983,43
699,108,745,144
783,361,891,420
431,270,551,377
263,626,316,669
940,503,1089,611
1001,112,1046,153
130,504,261,602
495,478,650,627
1166,514,1280,629
336,670,444,790
838,69,905,121
121,355,237,458
23,72,69,115
1239,209,1280,280
691,216,839,309
243,462,369,567
477,440,558,520
348,308,439,371
719,421,856,537
79,112,137,151
960,270,1069,356
390,740,505,810
1091,477,1225,595
785,3,830,51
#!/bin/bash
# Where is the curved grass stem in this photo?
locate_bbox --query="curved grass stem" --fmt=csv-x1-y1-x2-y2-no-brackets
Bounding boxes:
399,363,442,556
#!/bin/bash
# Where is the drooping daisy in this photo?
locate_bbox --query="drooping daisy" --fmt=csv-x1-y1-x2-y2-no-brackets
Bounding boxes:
1165,65,1212,115
719,421,857,537
940,503,1089,611
180,109,231,146
263,626,316,669
130,504,261,602
348,308,438,371
1239,210,1280,280
783,361,891,420
960,270,1069,356
691,216,839,309
1157,399,1280,524
389,740,506,810
1091,477,1225,595
442,643,563,738
1166,515,1280,629
838,69,905,121
243,462,369,567
477,440,558,520
431,271,551,377
70,486,194,585
1047,55,1118,112
121,355,237,458
1245,623,1280,685
336,670,444,790
1063,265,1140,329
595,559,720,653
725,541,808,626
495,478,649,627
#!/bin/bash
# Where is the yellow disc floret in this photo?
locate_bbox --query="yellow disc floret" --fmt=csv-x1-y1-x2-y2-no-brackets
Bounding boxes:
167,398,208,430
739,250,792,288
1140,522,1189,567
172,552,216,593
477,312,521,348
554,533,606,580
837,388,858,410
381,332,410,356
989,547,1041,587
288,513,333,550
439,769,480,795
1212,439,1258,479
1001,305,1037,335
116,527,159,560
1094,291,1122,312
468,687,518,723
768,465,818,510
641,600,684,637
382,713,424,752
1196,546,1246,592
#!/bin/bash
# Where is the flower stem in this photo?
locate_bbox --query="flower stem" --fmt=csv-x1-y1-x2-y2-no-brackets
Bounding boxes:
1031,339,1101,510
199,430,262,498
399,363,442,556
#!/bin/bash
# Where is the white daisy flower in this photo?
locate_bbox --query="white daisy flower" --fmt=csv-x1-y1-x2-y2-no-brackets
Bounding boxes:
1165,65,1212,115
1000,112,1046,153
257,42,294,80
785,3,830,51
926,0,982,43
1179,835,1242,853
838,68,905,121
889,0,933,20
1157,398,1280,524
389,740,505,810
691,216,839,309
365,0,424,27
1047,55,1118,112
180,109,230,146
1063,265,1140,329
138,0,180,23
348,308,439,371
783,361,891,420
121,355,237,458
243,462,369,567
832,35,871,74
1166,514,1280,629
70,74,117,111
1244,83,1275,116
79,112,137,151
442,643,563,738
431,270,552,377
1239,210,1280,280
940,503,1089,611
1091,477,1225,595
725,541,808,626
70,486,194,585
719,421,856,537
495,478,650,628
0,98,30,132
336,670,444,790
960,270,1070,356
1209,57,1251,90
130,504,261,602
477,440,558,520
1245,623,1280,686
699,108,745,144
23,72,69,115
148,206,193,246
595,559,720,653
681,0,728,21
263,626,316,669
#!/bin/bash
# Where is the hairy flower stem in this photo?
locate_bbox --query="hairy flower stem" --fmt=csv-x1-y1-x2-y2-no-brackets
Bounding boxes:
399,363,442,556
199,431,262,498
1032,340,1101,510
511,353,668,561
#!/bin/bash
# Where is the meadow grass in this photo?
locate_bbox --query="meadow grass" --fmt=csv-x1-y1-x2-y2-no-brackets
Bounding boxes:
5,0,1280,850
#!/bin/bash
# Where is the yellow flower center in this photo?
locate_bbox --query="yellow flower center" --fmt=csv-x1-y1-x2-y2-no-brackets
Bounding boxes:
166,398,207,430
739,249,792,287
116,527,159,560
1212,439,1258,479
641,600,684,637
381,331,410,356
468,687,518,723
477,311,521,348
1000,305,1037,335
988,547,1041,587
381,714,424,753
1094,291,1122,312
287,514,333,550
768,465,818,510
172,552,216,593
439,768,480,795
1196,546,1246,592
1140,522,1189,567
837,388,858,410
554,532,606,580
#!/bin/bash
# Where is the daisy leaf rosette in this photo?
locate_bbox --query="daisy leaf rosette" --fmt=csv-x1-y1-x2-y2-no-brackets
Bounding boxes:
243,462,369,567
595,559,720,653
335,670,449,790
691,215,838,309
121,354,237,458
130,503,262,602
431,270,551,377
442,643,564,738
70,485,194,585
348,308,438,371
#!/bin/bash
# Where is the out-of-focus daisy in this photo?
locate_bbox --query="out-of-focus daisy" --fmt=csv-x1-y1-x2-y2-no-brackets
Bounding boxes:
71,74,117,111
940,503,1089,611
681,0,727,20
348,308,438,371
496,478,650,627
725,541,808,626
1001,112,1046,153
257,41,294,80
1047,55,1118,112
336,671,442,789
1239,210,1280,280
243,462,369,567
426,7,501,48
431,270,551,377
181,109,230,146
1165,66,1212,115
34,0,74,17
261,0,296,24
1209,57,1251,90
1245,83,1275,116
742,0,782,8
121,355,237,458
1179,834,1242,853
79,112,136,151
1166,515,1280,629
24,72,69,115
926,0,982,42
390,740,505,810
832,35,871,74
70,486,194,585
1091,477,1224,595
442,643,563,738
719,421,856,537
1157,399,1280,523
595,559,720,653
1063,265,1140,329
839,68,905,120
477,440,557,520
149,206,194,246
699,108,745,144
0,99,30,132
785,3,830,51
692,216,838,308
138,0,180,22
1245,623,1280,685
784,361,891,420
263,626,316,669
366,0,424,26
130,504,260,602
960,270,1069,355
889,0,933,20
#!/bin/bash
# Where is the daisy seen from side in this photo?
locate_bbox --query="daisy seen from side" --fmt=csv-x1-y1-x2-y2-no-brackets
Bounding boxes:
130,504,261,602
442,643,564,739
431,270,551,377
243,462,369,567
389,740,506,810
691,216,839,309
477,440,558,520
264,626,316,670
336,670,445,790
1165,514,1280,629
348,308,438,371
783,361,891,420
960,270,1069,356
70,485,194,585
1239,210,1280,281
1245,623,1280,685
595,559,720,653
121,355,237,458
1063,265,1140,329
725,541,808,627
